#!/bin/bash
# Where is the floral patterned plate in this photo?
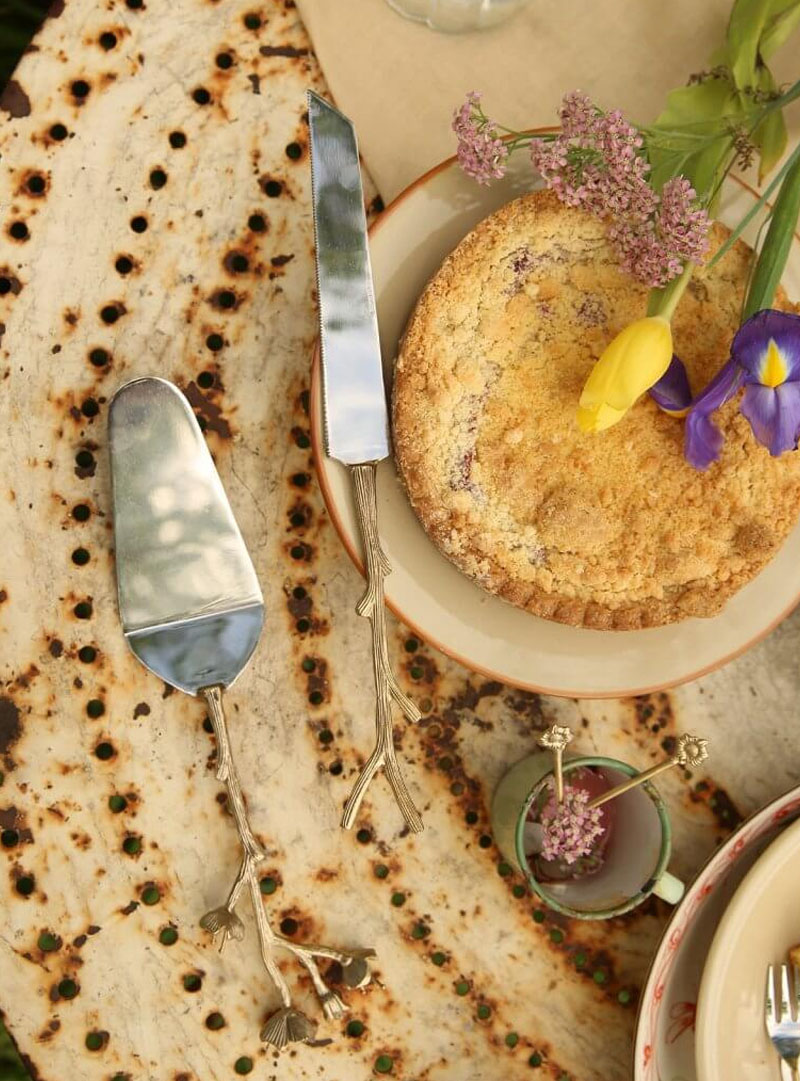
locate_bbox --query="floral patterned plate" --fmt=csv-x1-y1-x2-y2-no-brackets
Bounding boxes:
695,813,800,1080
633,786,800,1081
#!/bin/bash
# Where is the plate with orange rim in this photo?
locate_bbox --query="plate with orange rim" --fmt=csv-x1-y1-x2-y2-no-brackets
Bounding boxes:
309,148,800,698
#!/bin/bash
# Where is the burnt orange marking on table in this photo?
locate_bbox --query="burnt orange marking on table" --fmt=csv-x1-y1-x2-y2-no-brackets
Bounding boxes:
182,381,232,439
259,45,309,58
0,697,22,770
0,82,31,118
691,779,743,832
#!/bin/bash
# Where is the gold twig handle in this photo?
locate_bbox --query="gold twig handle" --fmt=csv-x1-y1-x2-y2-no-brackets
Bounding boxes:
342,463,423,834
200,686,376,1048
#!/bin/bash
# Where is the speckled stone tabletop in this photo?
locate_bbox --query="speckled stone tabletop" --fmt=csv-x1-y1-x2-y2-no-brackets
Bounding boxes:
1,3,800,1080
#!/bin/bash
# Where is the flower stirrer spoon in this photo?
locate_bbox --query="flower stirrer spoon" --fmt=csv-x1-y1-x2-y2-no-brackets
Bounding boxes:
586,734,709,809
538,725,573,802
109,377,375,1049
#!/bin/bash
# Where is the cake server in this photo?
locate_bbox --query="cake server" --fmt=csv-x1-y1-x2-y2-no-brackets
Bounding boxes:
308,91,423,834
109,376,374,1047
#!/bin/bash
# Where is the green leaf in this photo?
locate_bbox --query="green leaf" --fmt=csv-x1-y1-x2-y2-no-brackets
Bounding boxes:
651,79,739,131
726,0,776,87
761,0,800,57
743,149,800,316
649,79,740,196
751,65,788,181
722,0,800,85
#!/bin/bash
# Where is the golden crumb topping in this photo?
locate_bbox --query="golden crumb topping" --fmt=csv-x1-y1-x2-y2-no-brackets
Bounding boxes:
392,190,800,629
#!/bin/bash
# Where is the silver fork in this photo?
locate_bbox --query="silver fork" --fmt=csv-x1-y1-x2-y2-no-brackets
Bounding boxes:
766,964,800,1080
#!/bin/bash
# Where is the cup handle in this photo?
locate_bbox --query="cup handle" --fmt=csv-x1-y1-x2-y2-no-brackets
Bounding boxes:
653,870,684,905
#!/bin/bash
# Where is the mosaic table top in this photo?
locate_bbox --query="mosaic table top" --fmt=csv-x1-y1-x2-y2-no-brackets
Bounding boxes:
1,2,799,1079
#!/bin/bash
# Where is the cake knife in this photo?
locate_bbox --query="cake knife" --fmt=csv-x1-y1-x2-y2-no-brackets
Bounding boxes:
308,91,423,834
109,376,375,1046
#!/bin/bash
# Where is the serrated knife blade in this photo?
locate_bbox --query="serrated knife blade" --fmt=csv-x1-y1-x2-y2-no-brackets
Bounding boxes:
307,90,423,835
308,90,390,466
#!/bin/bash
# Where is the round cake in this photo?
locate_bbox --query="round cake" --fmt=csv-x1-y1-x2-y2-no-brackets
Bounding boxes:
392,189,800,630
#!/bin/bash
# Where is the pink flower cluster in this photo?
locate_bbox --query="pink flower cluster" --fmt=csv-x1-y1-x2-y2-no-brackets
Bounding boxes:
538,784,604,865
452,91,509,186
610,177,711,285
531,92,710,287
532,91,654,218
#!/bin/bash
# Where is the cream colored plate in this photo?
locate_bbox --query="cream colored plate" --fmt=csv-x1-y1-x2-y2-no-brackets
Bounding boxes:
311,151,800,697
695,814,800,1081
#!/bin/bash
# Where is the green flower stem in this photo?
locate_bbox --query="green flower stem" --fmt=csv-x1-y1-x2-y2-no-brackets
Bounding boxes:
502,136,535,155
743,150,800,319
707,140,800,269
647,262,695,321
758,76,800,118
500,132,555,154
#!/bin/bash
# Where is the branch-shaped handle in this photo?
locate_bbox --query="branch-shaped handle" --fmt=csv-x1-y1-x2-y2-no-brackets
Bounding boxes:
204,685,264,862
341,463,423,834
200,686,376,1048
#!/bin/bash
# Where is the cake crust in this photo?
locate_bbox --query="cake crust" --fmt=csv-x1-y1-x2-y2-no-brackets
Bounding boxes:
392,190,800,630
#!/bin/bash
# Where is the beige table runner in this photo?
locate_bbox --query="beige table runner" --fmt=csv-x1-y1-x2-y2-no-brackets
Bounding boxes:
296,0,799,202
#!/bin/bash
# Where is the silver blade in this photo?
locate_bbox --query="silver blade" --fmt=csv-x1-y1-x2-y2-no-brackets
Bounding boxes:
308,90,390,465
109,377,264,695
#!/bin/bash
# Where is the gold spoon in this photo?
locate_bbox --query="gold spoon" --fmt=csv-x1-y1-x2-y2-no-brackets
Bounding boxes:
587,734,709,809
538,724,574,803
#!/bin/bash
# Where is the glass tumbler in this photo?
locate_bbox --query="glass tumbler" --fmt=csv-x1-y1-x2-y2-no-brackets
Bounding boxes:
385,0,529,32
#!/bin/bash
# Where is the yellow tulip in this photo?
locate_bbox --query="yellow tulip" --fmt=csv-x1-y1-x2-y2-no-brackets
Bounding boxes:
577,316,674,432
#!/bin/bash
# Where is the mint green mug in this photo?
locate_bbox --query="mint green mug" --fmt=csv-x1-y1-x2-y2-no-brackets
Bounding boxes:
491,752,684,920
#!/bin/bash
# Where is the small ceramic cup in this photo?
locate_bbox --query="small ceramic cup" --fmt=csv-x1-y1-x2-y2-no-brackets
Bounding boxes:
491,752,684,919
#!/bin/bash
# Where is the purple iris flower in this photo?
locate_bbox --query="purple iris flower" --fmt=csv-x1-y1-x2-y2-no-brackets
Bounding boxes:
683,360,744,470
648,354,693,416
649,309,800,470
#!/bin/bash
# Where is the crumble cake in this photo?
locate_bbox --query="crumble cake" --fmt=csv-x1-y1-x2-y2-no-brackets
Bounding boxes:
392,190,800,629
